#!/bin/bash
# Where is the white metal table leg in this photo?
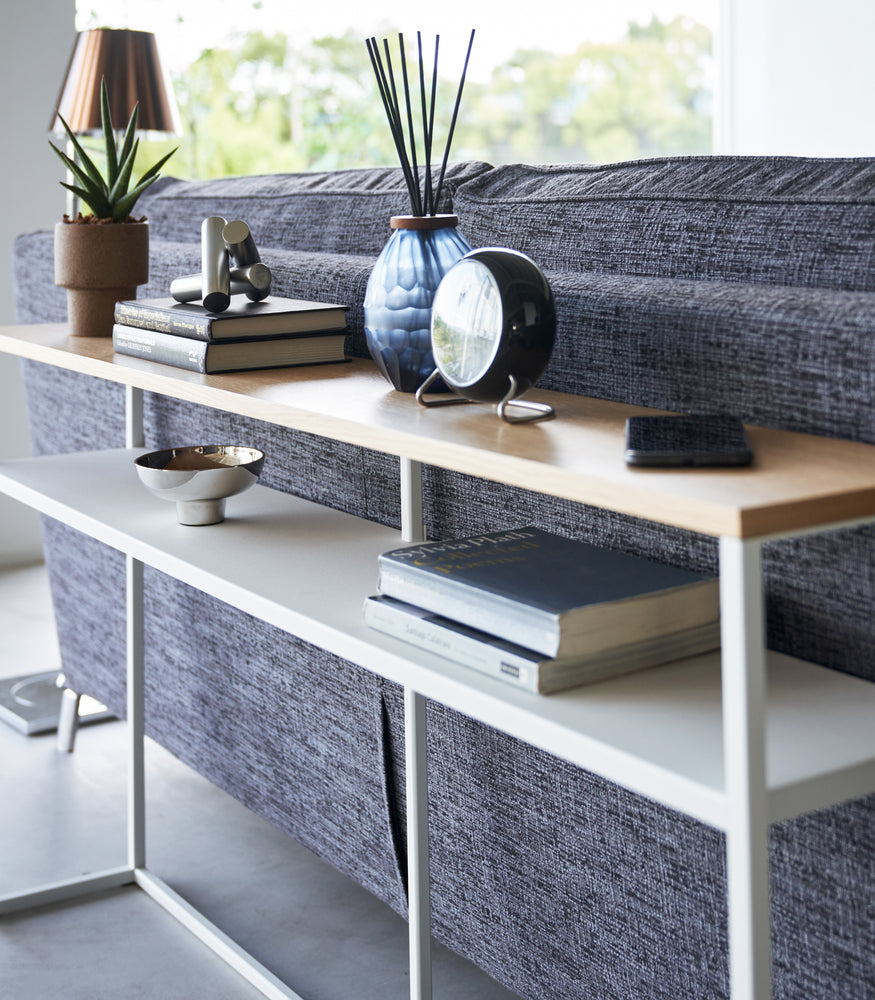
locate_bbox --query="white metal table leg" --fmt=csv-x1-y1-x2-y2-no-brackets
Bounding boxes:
399,457,432,998
126,384,144,449
400,457,425,543
127,554,146,870
405,687,432,1000
720,536,772,1000
125,386,147,868
56,687,81,752
125,545,306,998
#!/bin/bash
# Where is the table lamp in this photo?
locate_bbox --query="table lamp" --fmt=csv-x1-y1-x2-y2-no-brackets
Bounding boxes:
50,27,181,138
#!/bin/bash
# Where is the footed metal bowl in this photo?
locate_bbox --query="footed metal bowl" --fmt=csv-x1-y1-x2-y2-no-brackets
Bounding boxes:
135,445,265,525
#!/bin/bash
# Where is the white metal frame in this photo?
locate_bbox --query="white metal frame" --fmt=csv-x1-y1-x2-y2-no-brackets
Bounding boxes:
399,455,433,999
1,383,874,1000
720,536,771,999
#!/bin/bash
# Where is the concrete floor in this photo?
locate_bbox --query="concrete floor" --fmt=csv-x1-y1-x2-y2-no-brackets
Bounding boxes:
0,562,518,1000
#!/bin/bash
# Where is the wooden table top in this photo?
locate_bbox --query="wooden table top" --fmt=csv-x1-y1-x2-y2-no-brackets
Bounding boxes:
4,322,875,538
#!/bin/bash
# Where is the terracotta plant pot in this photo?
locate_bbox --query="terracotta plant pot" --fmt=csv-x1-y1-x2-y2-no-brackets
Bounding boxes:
54,220,149,337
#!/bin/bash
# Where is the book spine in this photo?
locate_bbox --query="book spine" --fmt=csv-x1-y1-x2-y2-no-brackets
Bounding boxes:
114,302,213,340
376,560,558,656
112,326,208,372
363,597,542,692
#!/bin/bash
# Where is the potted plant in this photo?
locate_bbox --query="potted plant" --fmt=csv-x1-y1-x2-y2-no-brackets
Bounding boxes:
50,79,177,337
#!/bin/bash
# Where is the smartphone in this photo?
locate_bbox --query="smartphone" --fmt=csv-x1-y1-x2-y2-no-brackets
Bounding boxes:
624,414,753,467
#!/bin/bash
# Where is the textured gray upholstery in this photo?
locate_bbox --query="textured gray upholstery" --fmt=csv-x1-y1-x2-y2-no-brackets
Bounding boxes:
140,162,493,253
454,157,875,289
14,157,875,1000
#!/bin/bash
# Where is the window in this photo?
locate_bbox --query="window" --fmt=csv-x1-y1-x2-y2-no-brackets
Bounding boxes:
78,0,717,178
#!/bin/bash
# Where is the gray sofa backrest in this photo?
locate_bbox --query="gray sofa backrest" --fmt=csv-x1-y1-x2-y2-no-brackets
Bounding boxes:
453,157,875,290
432,159,875,447
126,158,875,449
137,162,493,255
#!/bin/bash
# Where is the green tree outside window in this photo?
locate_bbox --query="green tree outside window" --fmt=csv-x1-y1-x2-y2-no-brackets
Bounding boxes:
142,16,712,179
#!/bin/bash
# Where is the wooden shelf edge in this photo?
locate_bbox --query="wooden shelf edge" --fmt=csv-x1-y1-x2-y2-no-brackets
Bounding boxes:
4,323,875,541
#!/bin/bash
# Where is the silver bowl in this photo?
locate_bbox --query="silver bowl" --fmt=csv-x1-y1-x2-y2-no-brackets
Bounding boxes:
135,445,265,525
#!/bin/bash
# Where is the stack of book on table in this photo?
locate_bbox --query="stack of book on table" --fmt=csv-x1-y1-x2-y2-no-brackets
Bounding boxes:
112,295,349,373
364,527,721,695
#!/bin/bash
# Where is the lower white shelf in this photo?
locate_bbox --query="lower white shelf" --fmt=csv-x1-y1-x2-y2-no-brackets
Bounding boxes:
2,448,875,831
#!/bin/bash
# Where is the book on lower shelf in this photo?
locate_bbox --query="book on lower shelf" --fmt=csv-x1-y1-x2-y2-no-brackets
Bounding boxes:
363,594,720,694
114,295,348,341
112,324,348,373
375,526,720,660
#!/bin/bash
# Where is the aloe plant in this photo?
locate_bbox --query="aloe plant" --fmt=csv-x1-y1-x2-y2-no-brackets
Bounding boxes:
50,78,177,222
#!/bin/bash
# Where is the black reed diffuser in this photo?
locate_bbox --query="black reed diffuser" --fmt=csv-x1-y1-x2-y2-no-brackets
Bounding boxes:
365,30,475,216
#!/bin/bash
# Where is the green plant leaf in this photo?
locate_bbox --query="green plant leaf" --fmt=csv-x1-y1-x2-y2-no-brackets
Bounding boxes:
53,113,106,193
112,181,151,219
136,147,178,186
49,141,105,201
117,104,140,171
59,181,112,220
107,138,139,207
100,79,119,186
112,169,166,220
114,146,177,219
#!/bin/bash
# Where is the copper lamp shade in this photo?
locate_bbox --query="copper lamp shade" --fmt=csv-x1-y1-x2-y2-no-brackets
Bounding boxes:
50,28,181,137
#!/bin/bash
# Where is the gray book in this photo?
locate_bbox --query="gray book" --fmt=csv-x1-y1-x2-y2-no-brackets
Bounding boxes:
376,527,719,659
114,295,348,341
112,324,348,373
363,594,720,695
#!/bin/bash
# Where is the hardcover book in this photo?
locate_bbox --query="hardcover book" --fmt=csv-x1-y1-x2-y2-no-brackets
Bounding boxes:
363,594,720,694
112,324,347,374
114,295,348,341
375,527,719,659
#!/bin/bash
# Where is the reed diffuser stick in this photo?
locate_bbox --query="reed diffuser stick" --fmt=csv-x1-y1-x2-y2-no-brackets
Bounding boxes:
367,37,419,213
367,30,475,216
433,29,475,212
398,34,423,216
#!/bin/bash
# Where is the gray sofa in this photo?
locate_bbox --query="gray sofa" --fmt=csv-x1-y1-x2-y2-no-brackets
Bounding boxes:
13,156,875,1000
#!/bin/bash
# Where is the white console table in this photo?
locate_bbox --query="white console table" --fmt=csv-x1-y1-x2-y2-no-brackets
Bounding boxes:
2,323,875,1000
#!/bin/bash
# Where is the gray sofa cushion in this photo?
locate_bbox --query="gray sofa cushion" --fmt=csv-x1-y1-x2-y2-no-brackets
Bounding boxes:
542,270,875,441
12,231,67,323
453,157,875,289
138,162,493,254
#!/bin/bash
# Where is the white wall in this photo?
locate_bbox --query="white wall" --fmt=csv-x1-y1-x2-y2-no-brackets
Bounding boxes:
1,0,75,566
718,0,875,155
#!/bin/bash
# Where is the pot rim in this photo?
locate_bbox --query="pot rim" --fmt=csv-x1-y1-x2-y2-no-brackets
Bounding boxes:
56,217,149,226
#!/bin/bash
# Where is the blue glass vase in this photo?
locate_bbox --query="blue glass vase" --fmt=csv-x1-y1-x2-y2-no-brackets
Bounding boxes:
364,214,473,393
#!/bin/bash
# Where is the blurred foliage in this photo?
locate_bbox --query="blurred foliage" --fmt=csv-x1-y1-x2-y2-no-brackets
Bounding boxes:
141,16,712,180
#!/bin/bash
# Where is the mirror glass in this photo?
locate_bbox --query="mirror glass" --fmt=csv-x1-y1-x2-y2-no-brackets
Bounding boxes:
431,259,503,387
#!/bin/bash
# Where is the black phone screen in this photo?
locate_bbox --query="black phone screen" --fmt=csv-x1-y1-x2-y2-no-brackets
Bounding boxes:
624,414,753,467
